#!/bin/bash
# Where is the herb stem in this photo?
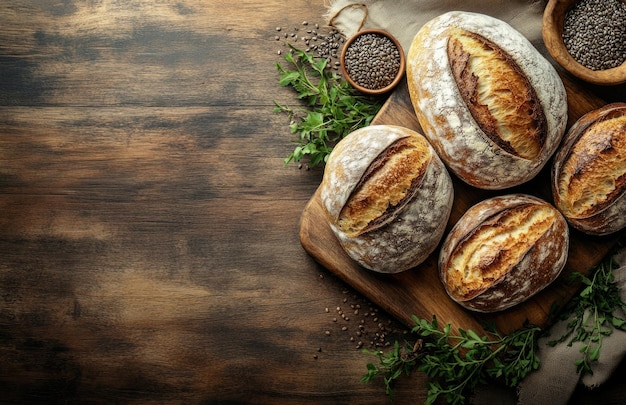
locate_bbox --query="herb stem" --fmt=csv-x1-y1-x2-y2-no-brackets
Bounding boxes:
274,45,383,167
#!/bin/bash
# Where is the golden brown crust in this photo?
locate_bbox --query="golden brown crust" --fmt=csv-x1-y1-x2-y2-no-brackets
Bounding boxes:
447,29,546,160
439,194,569,313
406,11,567,190
337,136,431,236
552,103,626,235
320,125,454,274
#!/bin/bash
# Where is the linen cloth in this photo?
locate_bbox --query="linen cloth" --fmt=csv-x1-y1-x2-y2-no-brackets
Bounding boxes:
324,2,626,403
515,248,626,405
325,0,548,58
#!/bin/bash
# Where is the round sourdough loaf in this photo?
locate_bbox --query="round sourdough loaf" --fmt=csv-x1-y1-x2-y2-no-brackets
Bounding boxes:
439,194,569,313
320,125,454,273
552,103,626,236
406,11,567,190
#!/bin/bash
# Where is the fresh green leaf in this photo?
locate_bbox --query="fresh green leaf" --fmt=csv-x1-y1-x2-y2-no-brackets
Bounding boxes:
548,248,626,378
274,44,383,168
362,314,541,404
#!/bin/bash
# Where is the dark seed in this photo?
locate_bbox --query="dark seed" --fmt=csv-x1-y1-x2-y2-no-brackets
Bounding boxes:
562,0,626,70
343,32,401,90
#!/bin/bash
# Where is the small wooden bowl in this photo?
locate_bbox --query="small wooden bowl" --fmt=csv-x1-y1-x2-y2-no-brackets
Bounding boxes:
543,0,626,86
340,29,405,95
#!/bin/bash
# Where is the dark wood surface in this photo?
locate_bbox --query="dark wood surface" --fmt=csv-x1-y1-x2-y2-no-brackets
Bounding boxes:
1,1,625,404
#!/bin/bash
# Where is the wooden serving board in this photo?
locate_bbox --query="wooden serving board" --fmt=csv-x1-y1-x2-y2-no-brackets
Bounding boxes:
299,73,623,336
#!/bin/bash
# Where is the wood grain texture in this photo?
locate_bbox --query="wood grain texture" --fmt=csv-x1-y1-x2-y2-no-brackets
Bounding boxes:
0,1,625,404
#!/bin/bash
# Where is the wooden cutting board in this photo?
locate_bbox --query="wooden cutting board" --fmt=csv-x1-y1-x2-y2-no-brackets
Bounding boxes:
299,73,623,336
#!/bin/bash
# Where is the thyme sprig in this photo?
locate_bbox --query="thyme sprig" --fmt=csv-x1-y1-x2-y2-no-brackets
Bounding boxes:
361,340,422,400
361,244,626,404
361,316,541,404
274,44,383,167
548,255,626,375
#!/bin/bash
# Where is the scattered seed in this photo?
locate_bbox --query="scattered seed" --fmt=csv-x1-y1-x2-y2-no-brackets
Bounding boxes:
317,278,410,353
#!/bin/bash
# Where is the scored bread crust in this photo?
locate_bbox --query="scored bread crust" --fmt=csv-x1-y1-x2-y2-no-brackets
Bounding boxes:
439,194,569,313
552,103,626,236
320,125,454,274
407,11,567,190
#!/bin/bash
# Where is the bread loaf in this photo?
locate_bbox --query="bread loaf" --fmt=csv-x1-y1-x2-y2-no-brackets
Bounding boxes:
439,194,569,313
552,103,626,236
320,125,454,273
406,11,567,190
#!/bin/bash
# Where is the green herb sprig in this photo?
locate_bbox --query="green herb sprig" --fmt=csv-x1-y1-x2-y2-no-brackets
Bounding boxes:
548,255,626,375
274,44,383,167
361,340,422,400
361,316,541,404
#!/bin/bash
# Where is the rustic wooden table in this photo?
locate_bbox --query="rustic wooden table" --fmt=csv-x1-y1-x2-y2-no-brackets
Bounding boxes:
1,1,625,404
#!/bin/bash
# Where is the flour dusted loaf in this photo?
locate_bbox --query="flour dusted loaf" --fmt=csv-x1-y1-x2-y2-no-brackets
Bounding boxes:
320,125,454,273
439,194,569,313
407,11,567,190
552,103,626,236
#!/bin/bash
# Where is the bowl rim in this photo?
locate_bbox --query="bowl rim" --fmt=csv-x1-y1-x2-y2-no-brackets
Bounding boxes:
340,28,406,95
542,0,626,86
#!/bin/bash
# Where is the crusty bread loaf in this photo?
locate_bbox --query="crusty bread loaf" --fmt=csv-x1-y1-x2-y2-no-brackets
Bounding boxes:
320,125,454,273
439,194,569,313
406,11,567,190
552,103,626,236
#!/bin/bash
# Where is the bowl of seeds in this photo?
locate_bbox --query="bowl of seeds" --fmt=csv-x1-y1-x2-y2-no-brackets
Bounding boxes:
543,0,626,86
340,29,405,95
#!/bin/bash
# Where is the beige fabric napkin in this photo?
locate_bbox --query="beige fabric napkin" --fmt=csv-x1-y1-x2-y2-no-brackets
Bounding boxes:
514,248,626,405
325,0,548,58
324,4,626,402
